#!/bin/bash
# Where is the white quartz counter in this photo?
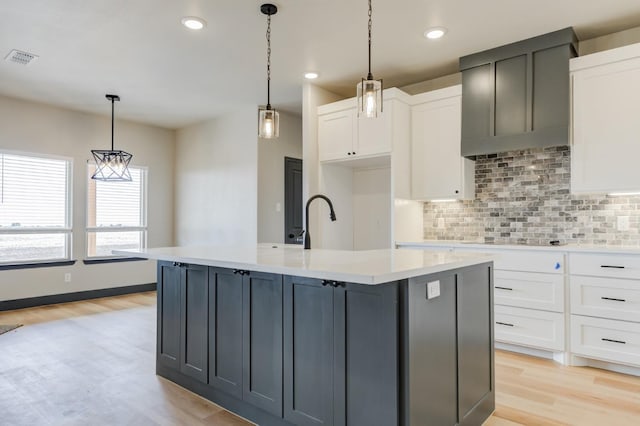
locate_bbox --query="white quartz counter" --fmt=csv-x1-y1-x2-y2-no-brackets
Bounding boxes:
115,245,494,285
397,240,640,255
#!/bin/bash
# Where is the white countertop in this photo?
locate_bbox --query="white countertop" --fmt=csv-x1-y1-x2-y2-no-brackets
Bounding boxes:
115,245,494,285
397,240,640,255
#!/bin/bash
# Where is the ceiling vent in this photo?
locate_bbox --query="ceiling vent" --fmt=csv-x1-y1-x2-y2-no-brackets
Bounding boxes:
4,49,39,66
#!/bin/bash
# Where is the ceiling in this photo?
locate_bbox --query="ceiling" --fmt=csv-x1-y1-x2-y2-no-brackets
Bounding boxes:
1,0,640,129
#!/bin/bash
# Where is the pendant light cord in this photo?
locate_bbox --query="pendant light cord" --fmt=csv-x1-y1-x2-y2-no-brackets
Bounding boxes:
266,13,272,109
367,0,373,80
110,96,115,151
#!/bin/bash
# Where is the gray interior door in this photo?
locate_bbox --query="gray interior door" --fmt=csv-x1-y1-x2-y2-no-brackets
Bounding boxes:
284,157,303,244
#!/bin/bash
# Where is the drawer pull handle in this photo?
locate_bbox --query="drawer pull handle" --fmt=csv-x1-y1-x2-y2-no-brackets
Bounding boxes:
602,338,626,345
496,321,514,327
601,297,626,302
601,265,625,269
495,286,513,291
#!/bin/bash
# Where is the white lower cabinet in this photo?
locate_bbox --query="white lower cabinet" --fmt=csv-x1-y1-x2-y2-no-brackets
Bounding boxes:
569,252,640,369
495,305,565,351
495,270,564,312
571,315,640,366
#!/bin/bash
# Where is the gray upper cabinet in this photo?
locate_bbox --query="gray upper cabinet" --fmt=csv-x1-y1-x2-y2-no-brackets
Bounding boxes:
460,28,577,157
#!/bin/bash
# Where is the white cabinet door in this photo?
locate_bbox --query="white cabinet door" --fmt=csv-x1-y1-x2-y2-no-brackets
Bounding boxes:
318,109,356,162
357,101,392,157
411,87,474,200
571,54,640,194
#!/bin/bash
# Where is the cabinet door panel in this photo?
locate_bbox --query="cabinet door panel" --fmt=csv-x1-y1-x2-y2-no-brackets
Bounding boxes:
457,264,494,425
534,46,570,130
243,272,283,417
157,262,181,370
411,94,463,200
461,63,492,149
284,277,334,426
357,101,391,157
180,264,209,383
407,272,458,426
318,110,355,162
495,55,527,136
334,283,398,426
572,56,640,193
209,268,243,398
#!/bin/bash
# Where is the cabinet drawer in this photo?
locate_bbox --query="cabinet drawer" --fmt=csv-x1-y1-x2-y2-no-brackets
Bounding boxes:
491,250,564,274
570,276,640,323
570,253,640,279
494,305,565,351
571,315,640,367
494,270,564,312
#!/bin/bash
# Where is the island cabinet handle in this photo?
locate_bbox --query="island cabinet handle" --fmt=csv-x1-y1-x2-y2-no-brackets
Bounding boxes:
496,321,514,327
233,269,250,276
602,338,626,345
322,280,344,288
495,286,513,291
601,296,626,302
601,265,625,269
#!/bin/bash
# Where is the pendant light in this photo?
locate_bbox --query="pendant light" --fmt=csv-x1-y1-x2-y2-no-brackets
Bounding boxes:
258,3,279,139
357,0,383,118
91,94,133,182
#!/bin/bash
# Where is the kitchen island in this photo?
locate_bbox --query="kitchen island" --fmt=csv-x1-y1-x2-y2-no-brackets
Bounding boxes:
118,245,495,426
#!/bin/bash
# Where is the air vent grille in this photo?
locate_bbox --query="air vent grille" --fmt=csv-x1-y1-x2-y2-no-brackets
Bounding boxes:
4,49,39,66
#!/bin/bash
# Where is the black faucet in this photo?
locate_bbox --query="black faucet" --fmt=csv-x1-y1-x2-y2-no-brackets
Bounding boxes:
304,194,337,250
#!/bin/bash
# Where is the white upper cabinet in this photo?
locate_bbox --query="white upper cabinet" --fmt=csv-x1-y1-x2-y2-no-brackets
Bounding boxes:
571,43,640,194
317,89,410,163
410,86,475,201
317,108,357,162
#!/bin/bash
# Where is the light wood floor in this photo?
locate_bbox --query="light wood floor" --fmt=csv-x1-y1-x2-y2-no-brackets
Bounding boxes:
1,293,639,426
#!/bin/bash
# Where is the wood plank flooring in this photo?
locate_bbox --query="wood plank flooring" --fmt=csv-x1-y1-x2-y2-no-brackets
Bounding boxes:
1,292,639,425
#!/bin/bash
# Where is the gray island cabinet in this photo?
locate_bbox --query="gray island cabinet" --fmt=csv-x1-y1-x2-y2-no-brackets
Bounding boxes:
120,246,495,426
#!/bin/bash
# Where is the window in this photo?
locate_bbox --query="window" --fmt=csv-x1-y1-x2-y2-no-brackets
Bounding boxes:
0,151,72,264
86,164,147,258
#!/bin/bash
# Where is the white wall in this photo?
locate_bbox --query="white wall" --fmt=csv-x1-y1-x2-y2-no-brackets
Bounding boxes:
302,84,343,248
0,95,175,301
257,112,303,244
175,107,258,246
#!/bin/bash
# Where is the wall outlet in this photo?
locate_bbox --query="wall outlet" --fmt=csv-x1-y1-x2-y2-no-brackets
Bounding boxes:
64,273,71,283
427,280,441,299
276,202,282,213
617,216,630,231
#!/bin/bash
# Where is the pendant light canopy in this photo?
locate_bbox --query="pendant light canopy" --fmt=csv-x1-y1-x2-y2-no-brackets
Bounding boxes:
91,94,133,181
258,3,279,139
357,0,383,118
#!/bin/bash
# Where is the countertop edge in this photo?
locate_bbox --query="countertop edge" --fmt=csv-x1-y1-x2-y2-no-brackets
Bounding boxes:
114,249,495,285
396,241,640,255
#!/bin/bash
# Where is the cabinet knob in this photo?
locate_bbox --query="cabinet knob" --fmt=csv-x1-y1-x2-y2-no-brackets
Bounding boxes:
455,190,459,194
347,152,352,156
352,152,356,155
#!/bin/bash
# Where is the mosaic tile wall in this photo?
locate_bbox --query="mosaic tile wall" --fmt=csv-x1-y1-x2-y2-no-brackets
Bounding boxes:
423,146,640,246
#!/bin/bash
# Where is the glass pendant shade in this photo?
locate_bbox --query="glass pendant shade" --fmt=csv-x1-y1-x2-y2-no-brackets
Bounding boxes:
91,149,133,181
258,107,279,139
91,94,133,182
357,78,383,118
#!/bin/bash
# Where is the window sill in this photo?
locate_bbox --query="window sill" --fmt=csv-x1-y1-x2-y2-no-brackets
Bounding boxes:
83,257,147,265
0,260,76,271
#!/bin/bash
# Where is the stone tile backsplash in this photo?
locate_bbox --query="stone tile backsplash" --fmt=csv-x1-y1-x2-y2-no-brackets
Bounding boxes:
423,146,640,246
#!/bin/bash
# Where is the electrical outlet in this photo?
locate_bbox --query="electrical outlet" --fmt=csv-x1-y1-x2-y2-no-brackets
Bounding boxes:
427,280,441,299
617,216,630,231
276,202,282,212
64,273,71,283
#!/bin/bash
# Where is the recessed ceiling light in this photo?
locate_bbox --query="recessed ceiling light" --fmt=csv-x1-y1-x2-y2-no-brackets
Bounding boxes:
424,27,447,40
181,16,206,30
304,72,319,80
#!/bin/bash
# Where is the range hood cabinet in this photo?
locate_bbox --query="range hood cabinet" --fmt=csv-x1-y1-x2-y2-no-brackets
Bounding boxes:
459,28,577,157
